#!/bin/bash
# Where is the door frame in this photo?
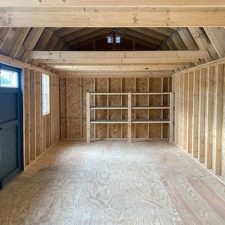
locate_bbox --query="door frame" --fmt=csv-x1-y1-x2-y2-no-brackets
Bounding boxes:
0,63,23,188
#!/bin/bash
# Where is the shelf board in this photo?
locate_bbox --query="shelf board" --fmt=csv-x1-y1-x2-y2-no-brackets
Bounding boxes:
90,120,128,124
90,106,171,110
90,93,128,96
132,92,171,95
90,106,128,110
89,92,172,96
132,106,170,109
132,120,170,124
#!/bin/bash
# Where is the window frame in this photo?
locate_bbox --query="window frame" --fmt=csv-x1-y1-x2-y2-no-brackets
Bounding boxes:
115,35,121,44
106,36,113,44
42,74,50,116
0,64,19,88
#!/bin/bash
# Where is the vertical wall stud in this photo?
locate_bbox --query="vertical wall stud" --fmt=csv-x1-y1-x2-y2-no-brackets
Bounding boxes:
128,92,132,143
213,64,224,175
169,92,174,143
187,72,194,153
192,70,200,158
205,66,214,169
198,68,206,163
86,92,91,143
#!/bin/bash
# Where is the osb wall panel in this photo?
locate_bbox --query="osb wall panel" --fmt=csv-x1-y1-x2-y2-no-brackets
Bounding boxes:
82,78,95,139
122,78,135,138
174,64,225,177
67,78,82,139
136,78,149,138
24,69,60,168
59,78,67,139
60,77,172,140
96,79,108,139
109,78,122,138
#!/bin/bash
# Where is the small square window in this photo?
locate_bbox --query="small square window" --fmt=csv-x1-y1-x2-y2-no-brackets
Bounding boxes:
115,36,121,44
107,36,113,44
0,69,18,88
42,74,50,115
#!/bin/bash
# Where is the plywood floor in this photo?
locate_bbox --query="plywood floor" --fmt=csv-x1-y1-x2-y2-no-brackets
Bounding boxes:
1,141,225,225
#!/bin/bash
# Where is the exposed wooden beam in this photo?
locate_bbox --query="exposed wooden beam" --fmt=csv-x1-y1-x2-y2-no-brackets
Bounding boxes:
59,71,173,78
0,28,11,49
15,28,44,62
8,28,30,58
35,28,55,50
0,53,58,76
69,28,112,47
149,28,174,36
130,28,168,41
63,28,103,42
72,32,114,49
118,29,161,45
1,8,225,27
176,28,198,50
204,27,225,58
1,0,225,7
0,28,23,55
52,64,178,72
30,51,210,64
119,33,158,49
188,28,218,60
56,28,84,37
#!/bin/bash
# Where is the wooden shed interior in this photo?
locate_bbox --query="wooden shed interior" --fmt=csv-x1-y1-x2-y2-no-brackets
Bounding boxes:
0,1,225,224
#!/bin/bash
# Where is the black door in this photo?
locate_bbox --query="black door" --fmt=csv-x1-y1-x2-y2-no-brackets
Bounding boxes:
0,64,23,189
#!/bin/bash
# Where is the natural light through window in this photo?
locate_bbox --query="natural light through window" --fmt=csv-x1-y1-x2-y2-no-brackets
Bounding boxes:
107,36,113,44
42,74,50,115
0,69,18,88
115,36,121,44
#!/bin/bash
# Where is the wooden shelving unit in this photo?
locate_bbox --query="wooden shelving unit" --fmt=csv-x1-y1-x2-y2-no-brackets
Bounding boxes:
86,92,174,143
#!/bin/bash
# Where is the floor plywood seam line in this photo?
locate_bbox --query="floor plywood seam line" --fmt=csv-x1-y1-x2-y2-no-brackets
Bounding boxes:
1,141,225,225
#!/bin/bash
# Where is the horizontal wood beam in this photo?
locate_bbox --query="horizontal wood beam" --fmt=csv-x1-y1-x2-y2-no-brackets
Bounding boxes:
30,51,209,64
59,71,173,78
0,53,58,77
1,8,225,27
51,64,180,72
1,0,225,7
30,50,209,59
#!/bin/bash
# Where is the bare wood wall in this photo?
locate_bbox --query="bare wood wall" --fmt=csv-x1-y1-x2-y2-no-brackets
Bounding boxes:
174,63,225,177
60,77,172,140
23,68,60,168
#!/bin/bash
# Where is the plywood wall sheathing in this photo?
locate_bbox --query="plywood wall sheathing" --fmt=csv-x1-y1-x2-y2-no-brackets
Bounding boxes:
61,77,172,140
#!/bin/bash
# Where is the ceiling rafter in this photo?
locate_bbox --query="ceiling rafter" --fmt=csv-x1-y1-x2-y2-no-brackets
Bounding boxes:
69,28,114,47
62,28,104,43
0,26,225,72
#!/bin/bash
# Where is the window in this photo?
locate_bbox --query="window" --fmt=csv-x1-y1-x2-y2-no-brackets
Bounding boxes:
115,36,121,44
106,35,121,44
107,36,113,44
0,68,18,88
42,74,50,115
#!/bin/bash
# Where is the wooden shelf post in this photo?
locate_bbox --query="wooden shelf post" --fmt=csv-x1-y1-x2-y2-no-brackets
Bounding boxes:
128,92,132,143
169,92,174,143
86,92,91,143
